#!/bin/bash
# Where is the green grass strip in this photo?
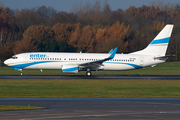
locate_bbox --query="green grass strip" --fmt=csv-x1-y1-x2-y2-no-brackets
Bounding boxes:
0,105,47,111
0,79,180,98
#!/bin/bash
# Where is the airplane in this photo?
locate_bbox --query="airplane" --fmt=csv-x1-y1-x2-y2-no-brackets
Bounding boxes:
4,24,174,76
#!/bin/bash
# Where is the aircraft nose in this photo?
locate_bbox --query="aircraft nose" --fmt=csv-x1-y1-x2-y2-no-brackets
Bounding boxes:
4,59,10,66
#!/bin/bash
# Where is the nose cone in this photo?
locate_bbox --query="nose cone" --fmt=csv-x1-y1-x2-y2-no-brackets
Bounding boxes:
4,59,10,66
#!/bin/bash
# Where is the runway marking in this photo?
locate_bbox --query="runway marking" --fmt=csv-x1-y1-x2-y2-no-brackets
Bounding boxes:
23,112,135,120
83,114,109,117
151,112,180,114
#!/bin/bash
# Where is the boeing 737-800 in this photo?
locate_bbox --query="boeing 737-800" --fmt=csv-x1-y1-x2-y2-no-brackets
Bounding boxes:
4,24,174,76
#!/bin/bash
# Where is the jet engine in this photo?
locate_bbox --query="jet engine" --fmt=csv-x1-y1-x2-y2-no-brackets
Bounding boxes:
62,65,79,73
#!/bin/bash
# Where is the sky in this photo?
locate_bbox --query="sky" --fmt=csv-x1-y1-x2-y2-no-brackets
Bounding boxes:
1,0,180,12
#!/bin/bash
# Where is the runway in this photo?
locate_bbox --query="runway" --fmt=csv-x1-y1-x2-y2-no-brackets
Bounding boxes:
1,75,180,79
1,98,180,120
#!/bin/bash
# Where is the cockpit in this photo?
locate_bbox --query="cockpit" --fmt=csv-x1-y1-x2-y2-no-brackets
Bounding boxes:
11,56,18,59
4,54,22,66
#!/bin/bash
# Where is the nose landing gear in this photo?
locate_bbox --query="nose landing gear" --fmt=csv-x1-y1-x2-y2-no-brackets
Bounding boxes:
20,69,23,76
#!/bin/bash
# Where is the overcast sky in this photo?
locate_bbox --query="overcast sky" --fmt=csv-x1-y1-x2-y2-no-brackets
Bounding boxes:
1,0,180,12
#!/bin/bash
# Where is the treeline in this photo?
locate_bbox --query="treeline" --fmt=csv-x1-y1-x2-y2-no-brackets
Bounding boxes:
1,1,180,64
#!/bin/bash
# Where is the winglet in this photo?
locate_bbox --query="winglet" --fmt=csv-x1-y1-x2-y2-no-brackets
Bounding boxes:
108,47,118,59
108,49,114,54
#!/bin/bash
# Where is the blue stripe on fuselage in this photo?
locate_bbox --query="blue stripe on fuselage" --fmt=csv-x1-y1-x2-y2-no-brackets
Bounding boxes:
10,61,59,69
105,62,143,69
10,61,143,70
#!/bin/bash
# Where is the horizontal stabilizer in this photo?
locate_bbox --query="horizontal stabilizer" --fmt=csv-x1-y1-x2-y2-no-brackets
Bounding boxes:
153,55,175,60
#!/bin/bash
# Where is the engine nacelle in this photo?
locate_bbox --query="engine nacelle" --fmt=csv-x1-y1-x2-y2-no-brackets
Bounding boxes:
62,65,79,73
96,66,104,71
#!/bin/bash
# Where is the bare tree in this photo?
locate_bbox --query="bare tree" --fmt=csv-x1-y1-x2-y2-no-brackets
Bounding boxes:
103,0,111,14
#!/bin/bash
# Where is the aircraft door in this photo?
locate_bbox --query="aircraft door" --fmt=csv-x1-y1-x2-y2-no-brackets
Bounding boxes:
24,55,28,61
140,57,144,66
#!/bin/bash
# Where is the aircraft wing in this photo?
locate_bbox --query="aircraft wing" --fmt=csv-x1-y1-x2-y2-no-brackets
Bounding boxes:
79,47,118,70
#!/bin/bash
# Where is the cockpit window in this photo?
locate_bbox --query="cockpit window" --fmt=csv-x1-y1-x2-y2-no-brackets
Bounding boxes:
11,56,18,59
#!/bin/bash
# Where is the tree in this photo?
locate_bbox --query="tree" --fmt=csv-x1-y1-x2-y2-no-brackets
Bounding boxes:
35,39,73,52
0,27,14,46
51,23,76,41
51,11,77,24
0,43,14,62
103,0,111,14
95,22,131,53
0,6,16,47
69,24,96,52
23,25,53,43
13,36,38,54
93,0,101,13
37,5,48,18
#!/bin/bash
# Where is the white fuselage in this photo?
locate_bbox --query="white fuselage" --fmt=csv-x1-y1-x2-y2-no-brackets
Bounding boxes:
4,52,165,71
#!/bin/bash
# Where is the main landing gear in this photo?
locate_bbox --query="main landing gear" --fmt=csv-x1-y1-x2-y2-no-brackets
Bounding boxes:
86,71,92,76
20,72,23,76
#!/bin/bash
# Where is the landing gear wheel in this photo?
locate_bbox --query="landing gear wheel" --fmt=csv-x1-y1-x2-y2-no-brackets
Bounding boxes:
20,72,23,76
86,71,92,76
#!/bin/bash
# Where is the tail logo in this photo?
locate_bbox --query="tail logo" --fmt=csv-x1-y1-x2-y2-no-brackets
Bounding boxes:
150,37,170,45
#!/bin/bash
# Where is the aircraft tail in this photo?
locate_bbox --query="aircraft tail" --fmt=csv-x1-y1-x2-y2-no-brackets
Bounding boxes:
131,24,174,56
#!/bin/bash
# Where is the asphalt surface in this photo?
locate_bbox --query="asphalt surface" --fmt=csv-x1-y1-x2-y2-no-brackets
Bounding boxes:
1,75,180,79
1,98,180,120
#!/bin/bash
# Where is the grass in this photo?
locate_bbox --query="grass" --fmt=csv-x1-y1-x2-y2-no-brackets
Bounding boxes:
1,62,179,111
1,62,180,75
0,62,180,98
0,105,47,111
0,79,180,98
